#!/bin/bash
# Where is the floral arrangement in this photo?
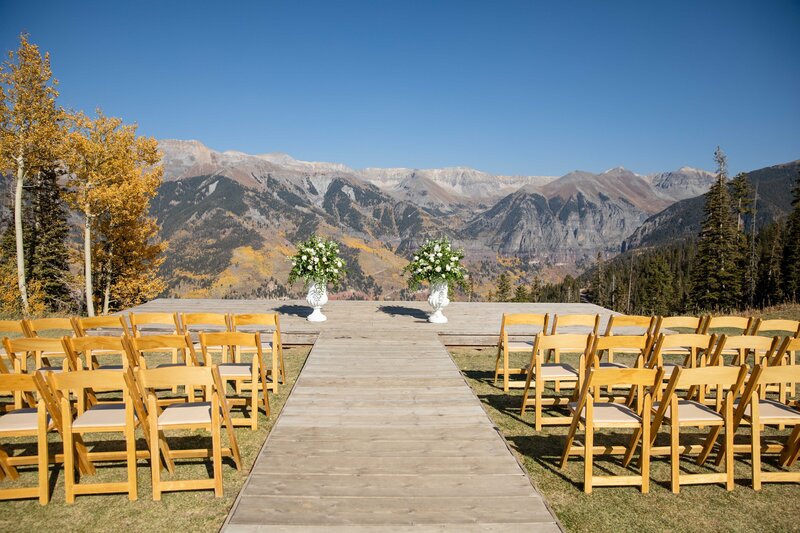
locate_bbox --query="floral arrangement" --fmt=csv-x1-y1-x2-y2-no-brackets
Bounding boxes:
288,235,347,288
403,237,467,290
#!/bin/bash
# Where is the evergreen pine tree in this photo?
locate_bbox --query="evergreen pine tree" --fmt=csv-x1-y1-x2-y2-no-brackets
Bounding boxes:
495,273,511,302
28,168,73,311
528,275,542,302
756,221,784,307
639,256,673,315
781,171,800,301
513,284,528,302
690,147,742,311
731,172,755,306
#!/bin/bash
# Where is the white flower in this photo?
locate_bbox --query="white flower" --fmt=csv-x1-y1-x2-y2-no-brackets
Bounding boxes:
413,256,419,261
446,264,451,271
437,252,442,257
309,249,316,255
434,244,440,252
426,266,431,271
318,242,325,248
435,266,441,272
301,255,307,260
313,257,319,262
450,256,457,262
332,268,338,273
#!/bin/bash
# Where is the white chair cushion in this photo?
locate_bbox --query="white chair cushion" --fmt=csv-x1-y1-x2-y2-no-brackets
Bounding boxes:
218,363,253,378
507,340,534,351
653,400,722,423
158,402,212,426
737,398,800,422
0,408,50,432
568,402,642,424
537,364,579,380
599,362,629,369
73,403,130,429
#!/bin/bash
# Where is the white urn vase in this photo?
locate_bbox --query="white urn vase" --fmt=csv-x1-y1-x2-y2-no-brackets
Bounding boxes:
427,280,450,324
306,281,328,322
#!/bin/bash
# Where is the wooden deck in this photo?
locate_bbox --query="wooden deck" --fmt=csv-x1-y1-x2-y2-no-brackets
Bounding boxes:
122,299,616,531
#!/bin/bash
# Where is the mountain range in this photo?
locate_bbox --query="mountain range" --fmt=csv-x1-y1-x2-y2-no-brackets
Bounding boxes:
153,140,727,299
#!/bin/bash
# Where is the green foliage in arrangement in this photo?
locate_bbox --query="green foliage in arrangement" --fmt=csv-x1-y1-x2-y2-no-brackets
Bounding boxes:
287,235,347,288
403,237,467,290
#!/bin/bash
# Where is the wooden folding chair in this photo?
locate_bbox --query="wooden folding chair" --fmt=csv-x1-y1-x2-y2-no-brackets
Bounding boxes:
652,316,704,336
124,333,199,370
520,333,593,430
47,369,139,502
179,312,230,341
124,334,201,405
494,313,549,392
73,315,131,337
129,312,182,370
72,316,130,370
646,333,717,378
769,337,800,405
708,364,800,489
649,365,748,493
548,314,599,391
602,315,658,365
706,334,781,368
3,337,79,374
200,332,270,428
0,319,26,362
753,319,800,338
0,320,27,410
23,317,75,338
701,315,755,334
230,313,285,393
560,367,662,493
0,373,53,504
135,365,241,499
63,335,129,371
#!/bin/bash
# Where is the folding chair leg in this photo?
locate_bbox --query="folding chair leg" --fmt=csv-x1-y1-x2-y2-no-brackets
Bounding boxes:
724,400,734,491
64,429,75,504
534,375,543,431
641,396,651,494
493,348,502,386
0,445,20,480
37,424,49,505
752,418,762,490
584,423,593,494
212,396,223,497
560,410,581,468
271,349,280,394
697,426,722,466
670,422,680,494
779,425,800,466
623,427,641,468
126,423,137,501
258,357,270,418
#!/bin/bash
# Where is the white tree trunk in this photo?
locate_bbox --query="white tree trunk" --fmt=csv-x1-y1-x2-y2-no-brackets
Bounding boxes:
102,258,111,315
84,212,95,316
14,157,29,315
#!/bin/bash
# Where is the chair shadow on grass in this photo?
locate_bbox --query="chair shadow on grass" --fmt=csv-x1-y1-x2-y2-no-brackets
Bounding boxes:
275,304,310,318
377,305,429,322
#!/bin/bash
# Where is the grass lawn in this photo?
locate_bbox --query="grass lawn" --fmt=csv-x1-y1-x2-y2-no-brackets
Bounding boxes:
450,347,800,533
0,345,310,532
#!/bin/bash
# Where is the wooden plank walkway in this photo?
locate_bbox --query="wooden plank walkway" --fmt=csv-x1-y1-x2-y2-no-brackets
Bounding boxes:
121,300,616,530
223,331,559,531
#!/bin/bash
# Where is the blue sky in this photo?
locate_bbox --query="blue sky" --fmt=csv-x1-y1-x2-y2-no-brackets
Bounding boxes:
1,1,798,176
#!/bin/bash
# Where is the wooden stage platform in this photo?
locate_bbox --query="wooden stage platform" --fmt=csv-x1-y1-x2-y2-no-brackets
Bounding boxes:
122,299,616,531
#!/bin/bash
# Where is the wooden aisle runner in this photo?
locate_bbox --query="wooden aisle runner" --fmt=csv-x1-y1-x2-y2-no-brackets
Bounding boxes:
223,329,561,531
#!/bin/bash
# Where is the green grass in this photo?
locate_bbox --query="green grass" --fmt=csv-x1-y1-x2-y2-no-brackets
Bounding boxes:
0,345,310,532
449,348,800,533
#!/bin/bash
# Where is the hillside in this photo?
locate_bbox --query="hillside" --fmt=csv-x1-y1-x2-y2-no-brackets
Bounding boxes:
149,140,727,299
623,160,800,250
